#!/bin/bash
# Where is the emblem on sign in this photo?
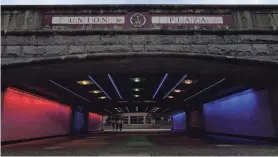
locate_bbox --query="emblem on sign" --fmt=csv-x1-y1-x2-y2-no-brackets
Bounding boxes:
130,13,146,27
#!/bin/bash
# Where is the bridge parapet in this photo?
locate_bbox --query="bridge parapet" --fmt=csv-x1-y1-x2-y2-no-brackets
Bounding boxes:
1,5,278,66
1,5,278,32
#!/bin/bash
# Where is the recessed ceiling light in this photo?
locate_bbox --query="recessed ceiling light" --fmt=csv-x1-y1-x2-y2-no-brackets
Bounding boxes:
168,96,174,99
131,77,144,83
98,96,107,99
89,90,102,94
173,89,183,93
77,80,93,85
134,95,140,98
184,79,193,85
133,88,143,92
115,108,118,109
144,100,156,103
118,101,128,103
131,78,141,82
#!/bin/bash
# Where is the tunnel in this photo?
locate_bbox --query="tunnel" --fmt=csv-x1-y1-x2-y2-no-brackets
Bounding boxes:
1,54,278,155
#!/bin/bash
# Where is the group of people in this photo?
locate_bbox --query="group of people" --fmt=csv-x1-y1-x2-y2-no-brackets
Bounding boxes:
111,120,123,131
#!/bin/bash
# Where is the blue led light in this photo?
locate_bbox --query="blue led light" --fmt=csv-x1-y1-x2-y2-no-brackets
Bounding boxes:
88,75,112,100
203,89,275,138
108,74,123,99
172,112,186,131
152,73,168,99
49,80,91,102
163,74,187,99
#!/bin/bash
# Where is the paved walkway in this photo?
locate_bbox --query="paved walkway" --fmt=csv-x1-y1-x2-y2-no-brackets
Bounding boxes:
2,132,278,156
104,129,171,132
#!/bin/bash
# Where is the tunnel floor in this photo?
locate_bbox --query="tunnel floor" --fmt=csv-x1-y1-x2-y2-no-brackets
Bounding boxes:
2,131,278,156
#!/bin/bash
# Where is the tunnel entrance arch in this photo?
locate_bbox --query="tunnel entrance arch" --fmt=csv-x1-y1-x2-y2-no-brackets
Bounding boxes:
2,5,278,143
2,53,278,141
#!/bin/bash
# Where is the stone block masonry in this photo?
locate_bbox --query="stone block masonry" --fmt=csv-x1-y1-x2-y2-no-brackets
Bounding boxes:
1,34,278,65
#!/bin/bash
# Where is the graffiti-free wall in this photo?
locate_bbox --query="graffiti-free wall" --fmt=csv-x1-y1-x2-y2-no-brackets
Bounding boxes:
172,112,186,131
1,88,71,142
203,89,275,138
88,112,103,131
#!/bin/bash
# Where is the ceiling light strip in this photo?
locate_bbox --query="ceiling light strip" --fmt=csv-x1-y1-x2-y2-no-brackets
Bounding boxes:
49,80,91,102
108,74,123,99
118,107,124,112
184,78,226,102
88,75,112,100
163,74,188,99
152,73,168,99
162,108,171,112
104,109,112,113
126,107,129,112
145,106,149,112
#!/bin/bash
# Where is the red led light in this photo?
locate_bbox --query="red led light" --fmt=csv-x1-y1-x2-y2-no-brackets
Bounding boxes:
2,88,71,142
88,113,103,131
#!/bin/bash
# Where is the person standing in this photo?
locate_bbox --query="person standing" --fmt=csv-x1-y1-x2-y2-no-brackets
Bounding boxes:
112,120,115,131
115,119,118,131
119,120,123,131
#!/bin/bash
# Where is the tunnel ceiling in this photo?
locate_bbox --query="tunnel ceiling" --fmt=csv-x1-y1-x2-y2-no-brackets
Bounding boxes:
10,72,254,116
3,56,276,116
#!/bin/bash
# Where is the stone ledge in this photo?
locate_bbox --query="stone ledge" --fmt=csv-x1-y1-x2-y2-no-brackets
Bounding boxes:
3,44,277,57
2,29,278,36
3,35,278,46
2,52,278,68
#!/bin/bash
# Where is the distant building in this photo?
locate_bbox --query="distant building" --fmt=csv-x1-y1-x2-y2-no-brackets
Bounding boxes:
103,112,171,129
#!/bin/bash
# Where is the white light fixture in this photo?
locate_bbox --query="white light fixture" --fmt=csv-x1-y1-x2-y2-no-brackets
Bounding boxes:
49,80,91,102
77,80,93,85
163,74,187,99
184,78,226,102
184,79,193,85
88,75,112,99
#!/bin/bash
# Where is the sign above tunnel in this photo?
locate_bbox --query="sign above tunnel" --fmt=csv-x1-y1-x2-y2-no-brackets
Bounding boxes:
43,12,233,29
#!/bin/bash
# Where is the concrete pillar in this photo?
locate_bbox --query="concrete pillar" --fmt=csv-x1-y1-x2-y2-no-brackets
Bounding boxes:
186,108,204,138
143,116,146,124
70,104,88,136
268,85,278,139
128,116,130,125
171,116,174,130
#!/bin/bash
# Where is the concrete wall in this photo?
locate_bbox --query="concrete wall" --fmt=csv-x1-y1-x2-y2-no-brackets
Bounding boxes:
1,88,71,142
203,89,275,138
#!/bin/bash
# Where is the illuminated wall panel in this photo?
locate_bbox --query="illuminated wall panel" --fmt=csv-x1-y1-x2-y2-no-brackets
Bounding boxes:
88,112,103,131
172,112,186,130
1,88,71,142
204,89,275,138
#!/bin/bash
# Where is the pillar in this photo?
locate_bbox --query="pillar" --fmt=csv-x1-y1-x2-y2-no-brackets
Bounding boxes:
143,116,146,124
186,107,204,138
128,116,131,125
171,116,174,130
268,84,278,139
70,104,88,136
